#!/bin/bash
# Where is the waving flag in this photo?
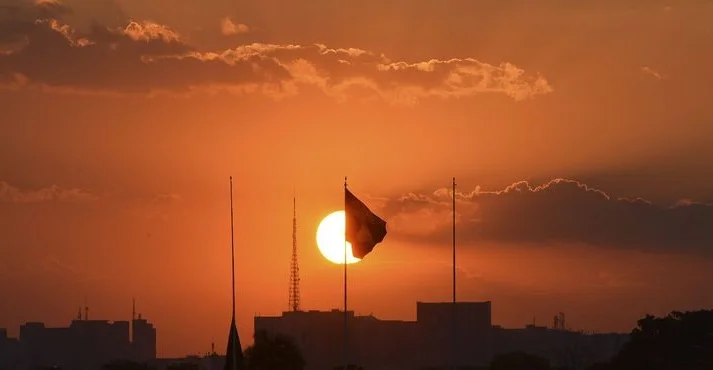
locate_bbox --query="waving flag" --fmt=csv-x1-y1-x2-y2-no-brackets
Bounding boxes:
345,188,387,259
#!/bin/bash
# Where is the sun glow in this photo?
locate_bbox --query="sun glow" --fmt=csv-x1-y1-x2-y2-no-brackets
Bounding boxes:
316,210,361,264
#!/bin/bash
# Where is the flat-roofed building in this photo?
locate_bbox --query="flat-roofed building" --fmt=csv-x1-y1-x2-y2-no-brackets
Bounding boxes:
255,301,493,370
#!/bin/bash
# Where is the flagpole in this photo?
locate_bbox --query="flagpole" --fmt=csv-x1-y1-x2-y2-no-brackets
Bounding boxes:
343,176,348,370
452,177,456,370
229,176,237,370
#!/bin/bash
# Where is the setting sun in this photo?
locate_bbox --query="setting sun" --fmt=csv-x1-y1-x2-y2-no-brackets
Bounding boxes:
316,210,361,264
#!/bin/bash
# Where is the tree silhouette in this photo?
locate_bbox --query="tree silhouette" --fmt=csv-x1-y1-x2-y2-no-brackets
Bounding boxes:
606,310,713,370
490,351,550,370
244,330,305,370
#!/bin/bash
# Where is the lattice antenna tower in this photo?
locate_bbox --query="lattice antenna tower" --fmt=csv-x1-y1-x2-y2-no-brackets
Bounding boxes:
289,196,301,311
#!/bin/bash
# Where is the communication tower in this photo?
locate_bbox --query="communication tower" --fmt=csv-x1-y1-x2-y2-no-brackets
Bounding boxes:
288,196,301,311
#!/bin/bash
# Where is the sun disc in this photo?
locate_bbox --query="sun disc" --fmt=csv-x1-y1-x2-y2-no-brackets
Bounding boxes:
316,210,361,264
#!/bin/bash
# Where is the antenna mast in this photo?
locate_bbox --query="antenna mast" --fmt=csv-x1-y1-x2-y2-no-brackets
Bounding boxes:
230,177,236,320
289,195,301,311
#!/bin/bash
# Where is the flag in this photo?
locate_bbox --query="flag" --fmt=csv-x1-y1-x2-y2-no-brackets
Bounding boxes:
223,317,245,370
345,188,387,259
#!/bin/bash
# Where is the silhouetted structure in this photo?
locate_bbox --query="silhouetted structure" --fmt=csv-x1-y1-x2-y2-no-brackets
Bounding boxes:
255,301,492,370
223,177,246,370
223,321,243,370
553,312,565,331
492,325,627,369
419,302,493,368
255,301,628,370
133,313,158,361
0,307,156,370
289,196,301,312
0,328,22,370
153,309,713,370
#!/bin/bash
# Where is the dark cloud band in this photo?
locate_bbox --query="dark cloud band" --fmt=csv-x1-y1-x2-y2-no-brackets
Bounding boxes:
380,178,713,255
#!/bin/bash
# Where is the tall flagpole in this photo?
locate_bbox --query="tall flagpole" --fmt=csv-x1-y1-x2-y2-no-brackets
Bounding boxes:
452,177,456,370
343,176,348,370
229,176,237,370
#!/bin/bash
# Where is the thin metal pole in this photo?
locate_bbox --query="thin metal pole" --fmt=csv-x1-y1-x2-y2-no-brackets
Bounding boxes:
452,177,456,370
230,176,236,320
343,177,348,370
229,176,237,370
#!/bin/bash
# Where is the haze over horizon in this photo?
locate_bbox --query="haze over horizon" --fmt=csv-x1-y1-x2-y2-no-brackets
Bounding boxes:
2,0,713,359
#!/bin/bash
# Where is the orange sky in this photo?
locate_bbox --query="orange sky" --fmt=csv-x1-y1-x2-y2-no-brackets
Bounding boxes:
2,0,713,358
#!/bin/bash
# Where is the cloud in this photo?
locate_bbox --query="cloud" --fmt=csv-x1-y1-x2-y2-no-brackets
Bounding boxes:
0,180,98,203
26,254,77,275
0,1,552,103
0,0,70,24
121,20,181,43
150,193,182,205
220,17,249,36
0,254,116,283
34,0,60,6
641,66,665,80
379,178,713,255
123,192,183,221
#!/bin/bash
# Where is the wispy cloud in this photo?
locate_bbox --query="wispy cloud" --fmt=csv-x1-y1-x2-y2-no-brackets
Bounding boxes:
0,1,553,104
0,181,98,203
641,66,665,80
27,254,77,275
121,192,184,221
1,254,118,283
151,193,182,205
220,17,249,36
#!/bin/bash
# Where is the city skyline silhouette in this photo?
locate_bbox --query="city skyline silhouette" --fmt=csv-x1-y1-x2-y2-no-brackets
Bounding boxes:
3,176,711,357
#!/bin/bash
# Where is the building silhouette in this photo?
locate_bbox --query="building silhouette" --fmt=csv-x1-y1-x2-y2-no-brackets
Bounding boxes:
255,301,494,370
255,301,628,370
133,314,157,362
0,305,156,370
492,324,629,369
0,328,22,370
